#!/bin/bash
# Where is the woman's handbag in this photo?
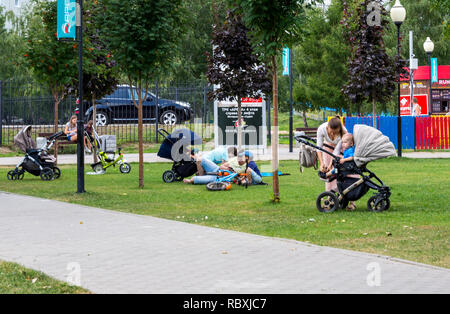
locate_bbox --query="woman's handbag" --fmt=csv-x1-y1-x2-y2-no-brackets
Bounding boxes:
299,143,318,173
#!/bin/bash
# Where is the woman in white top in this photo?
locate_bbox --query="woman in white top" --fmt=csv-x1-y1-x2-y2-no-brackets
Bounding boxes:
316,116,356,210
64,115,78,142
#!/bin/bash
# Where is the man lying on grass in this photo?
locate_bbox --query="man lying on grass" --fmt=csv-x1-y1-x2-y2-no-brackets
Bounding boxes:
184,150,262,186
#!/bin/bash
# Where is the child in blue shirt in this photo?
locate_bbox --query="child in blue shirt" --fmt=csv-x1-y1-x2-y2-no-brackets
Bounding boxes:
319,133,355,179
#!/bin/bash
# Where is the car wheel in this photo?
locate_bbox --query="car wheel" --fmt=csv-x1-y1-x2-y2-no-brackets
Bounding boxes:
160,110,178,126
95,111,109,126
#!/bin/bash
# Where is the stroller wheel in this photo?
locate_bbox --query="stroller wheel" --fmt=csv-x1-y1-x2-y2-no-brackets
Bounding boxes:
7,170,16,181
206,182,231,191
367,196,390,212
316,191,339,213
17,170,25,180
40,167,54,181
162,170,176,183
53,167,61,179
120,162,131,174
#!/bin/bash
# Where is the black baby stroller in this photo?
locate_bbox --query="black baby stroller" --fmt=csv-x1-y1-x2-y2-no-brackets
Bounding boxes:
295,124,396,213
157,128,201,183
7,126,65,181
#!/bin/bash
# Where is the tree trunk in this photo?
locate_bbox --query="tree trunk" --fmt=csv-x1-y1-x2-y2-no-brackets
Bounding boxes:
52,92,61,163
271,55,280,202
303,110,308,128
237,98,242,152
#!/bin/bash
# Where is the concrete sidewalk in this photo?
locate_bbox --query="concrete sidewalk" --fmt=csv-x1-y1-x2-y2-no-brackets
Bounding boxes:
0,145,448,166
0,191,449,294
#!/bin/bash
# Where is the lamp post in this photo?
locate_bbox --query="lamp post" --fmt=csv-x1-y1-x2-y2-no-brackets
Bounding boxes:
390,0,406,157
423,37,434,115
76,0,85,193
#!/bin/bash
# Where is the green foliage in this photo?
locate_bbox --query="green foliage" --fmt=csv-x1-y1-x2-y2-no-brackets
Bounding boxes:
0,7,31,80
82,0,119,101
384,0,450,66
101,0,185,83
342,0,398,115
233,0,308,61
25,0,77,97
293,3,351,114
168,0,227,81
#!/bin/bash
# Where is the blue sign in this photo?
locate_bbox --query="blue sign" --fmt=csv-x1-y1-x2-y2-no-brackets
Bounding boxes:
431,58,438,83
282,48,290,76
57,0,77,40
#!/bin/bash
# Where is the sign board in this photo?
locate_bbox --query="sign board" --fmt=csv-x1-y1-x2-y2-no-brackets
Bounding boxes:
57,0,77,40
282,48,290,76
409,58,418,70
431,58,438,83
214,97,266,149
400,95,428,116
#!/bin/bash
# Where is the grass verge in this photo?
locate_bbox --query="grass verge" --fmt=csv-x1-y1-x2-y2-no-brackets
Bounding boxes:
0,260,90,294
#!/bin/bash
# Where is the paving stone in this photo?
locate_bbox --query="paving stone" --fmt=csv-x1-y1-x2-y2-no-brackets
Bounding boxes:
0,191,449,294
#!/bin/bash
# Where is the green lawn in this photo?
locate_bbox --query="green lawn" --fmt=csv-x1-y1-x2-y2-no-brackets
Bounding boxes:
0,158,449,268
0,261,90,294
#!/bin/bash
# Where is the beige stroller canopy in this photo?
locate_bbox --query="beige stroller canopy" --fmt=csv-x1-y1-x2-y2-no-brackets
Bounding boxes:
13,125,36,153
353,124,396,167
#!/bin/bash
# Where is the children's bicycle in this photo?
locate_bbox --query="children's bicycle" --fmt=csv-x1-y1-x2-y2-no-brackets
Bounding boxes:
91,148,131,174
86,126,131,174
206,169,249,191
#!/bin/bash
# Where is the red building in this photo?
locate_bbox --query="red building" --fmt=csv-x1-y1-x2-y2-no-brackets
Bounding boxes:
400,65,450,115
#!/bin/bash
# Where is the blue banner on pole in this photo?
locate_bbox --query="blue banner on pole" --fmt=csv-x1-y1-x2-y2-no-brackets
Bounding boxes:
282,48,290,76
57,0,77,40
431,58,438,83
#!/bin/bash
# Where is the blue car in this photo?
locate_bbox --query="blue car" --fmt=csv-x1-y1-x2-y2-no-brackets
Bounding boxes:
85,85,193,126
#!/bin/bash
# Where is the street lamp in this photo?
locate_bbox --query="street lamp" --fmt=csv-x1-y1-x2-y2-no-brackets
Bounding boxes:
390,0,406,157
423,37,434,115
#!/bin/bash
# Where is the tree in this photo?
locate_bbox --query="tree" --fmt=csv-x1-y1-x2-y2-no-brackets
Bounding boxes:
233,0,309,202
101,0,185,188
294,2,351,117
25,0,78,133
82,0,119,130
206,11,271,151
342,0,399,127
167,0,227,81
0,7,31,80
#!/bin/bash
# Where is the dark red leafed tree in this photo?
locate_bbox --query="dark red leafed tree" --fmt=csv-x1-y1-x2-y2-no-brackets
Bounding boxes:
206,11,271,151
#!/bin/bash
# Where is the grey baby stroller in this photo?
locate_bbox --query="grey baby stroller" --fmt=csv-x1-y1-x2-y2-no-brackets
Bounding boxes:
295,124,396,213
7,126,65,181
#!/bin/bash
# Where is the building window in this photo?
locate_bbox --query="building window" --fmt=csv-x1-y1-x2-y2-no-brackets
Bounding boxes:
15,0,20,8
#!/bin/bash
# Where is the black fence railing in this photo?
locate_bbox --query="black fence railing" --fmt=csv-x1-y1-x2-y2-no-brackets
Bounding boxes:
0,80,215,146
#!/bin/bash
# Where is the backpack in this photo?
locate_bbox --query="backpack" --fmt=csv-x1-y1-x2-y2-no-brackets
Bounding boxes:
299,143,318,173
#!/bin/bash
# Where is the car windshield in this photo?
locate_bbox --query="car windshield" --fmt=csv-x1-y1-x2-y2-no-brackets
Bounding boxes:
132,89,156,101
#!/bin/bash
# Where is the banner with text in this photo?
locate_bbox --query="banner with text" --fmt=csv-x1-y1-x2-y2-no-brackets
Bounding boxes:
57,0,77,40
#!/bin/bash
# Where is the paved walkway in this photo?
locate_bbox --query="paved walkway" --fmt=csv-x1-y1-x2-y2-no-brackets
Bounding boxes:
0,191,449,293
0,146,448,166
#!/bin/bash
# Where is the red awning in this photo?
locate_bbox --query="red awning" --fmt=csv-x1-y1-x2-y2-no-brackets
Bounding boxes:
402,65,450,81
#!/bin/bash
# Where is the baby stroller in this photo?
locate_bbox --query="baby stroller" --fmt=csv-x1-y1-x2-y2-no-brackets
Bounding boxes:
295,124,396,213
157,128,201,183
85,125,131,174
7,126,65,181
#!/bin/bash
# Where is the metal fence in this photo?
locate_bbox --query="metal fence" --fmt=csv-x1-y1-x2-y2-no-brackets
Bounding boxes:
0,80,215,146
